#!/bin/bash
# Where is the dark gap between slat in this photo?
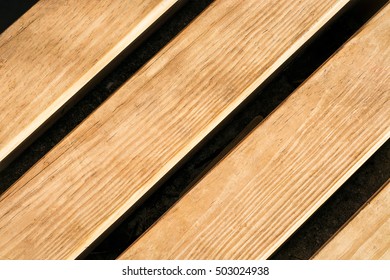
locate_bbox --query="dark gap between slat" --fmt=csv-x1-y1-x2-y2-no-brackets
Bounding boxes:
0,0,38,34
85,0,389,259
270,140,389,260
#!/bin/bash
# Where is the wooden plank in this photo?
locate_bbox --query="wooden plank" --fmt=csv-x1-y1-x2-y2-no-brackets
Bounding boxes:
0,0,182,170
313,181,390,260
119,4,390,260
0,0,351,259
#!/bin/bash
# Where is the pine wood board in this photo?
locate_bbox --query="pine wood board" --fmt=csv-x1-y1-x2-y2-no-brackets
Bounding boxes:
313,181,390,260
0,0,182,170
0,0,350,259
119,4,390,260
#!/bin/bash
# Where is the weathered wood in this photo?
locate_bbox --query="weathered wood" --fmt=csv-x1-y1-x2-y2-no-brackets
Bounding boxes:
313,181,389,260
0,0,350,259
0,0,182,170
119,4,390,259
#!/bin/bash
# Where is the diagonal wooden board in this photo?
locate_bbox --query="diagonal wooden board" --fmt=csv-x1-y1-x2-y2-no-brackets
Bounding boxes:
119,4,390,260
0,0,351,259
0,0,183,170
313,181,390,260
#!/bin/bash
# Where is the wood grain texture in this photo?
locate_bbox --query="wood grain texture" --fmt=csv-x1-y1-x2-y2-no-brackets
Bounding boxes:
119,4,390,260
313,181,390,260
0,0,181,170
0,0,350,259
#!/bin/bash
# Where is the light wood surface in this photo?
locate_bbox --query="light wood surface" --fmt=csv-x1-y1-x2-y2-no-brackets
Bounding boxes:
119,4,390,259
0,0,350,259
0,0,181,170
313,181,390,260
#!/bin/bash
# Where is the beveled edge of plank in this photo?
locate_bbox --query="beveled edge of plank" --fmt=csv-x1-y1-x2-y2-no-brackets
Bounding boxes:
312,179,390,259
0,0,185,171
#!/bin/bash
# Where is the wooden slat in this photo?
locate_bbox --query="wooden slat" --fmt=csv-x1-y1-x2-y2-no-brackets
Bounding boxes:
0,0,350,259
119,4,390,260
0,0,182,170
313,181,390,260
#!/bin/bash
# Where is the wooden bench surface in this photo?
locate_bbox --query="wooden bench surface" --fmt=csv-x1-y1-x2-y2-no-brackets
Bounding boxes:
0,0,350,259
119,4,390,259
0,0,181,170
313,181,389,260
